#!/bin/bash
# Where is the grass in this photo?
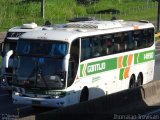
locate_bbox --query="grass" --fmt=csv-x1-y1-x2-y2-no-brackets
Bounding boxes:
0,0,158,31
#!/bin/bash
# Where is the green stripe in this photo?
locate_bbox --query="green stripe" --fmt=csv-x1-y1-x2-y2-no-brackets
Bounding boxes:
122,55,128,67
134,50,155,64
80,64,84,77
80,58,117,77
134,53,138,64
80,50,155,77
86,58,117,76
119,68,125,80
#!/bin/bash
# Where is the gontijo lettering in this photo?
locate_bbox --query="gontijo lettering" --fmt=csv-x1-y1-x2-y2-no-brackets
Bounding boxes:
87,62,105,73
144,52,154,60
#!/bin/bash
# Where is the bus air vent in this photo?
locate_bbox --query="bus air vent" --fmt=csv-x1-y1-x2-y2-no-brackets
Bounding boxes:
66,21,122,30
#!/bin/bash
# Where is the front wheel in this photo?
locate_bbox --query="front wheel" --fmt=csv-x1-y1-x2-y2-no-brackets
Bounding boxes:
80,87,89,102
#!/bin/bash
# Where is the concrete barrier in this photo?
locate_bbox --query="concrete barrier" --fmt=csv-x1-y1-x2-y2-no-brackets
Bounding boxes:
35,80,160,120
18,116,35,120
0,32,6,42
142,81,160,106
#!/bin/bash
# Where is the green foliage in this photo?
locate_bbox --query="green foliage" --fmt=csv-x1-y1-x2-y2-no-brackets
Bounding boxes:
76,0,100,5
0,0,158,31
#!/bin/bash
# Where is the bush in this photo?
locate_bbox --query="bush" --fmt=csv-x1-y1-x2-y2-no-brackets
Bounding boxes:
76,0,100,5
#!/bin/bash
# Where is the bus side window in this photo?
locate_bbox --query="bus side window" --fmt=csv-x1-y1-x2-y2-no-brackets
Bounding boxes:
68,39,80,87
142,29,154,47
113,33,125,53
148,29,154,47
81,37,91,61
133,30,143,49
143,30,148,47
102,35,113,55
92,36,102,57
113,43,120,53
127,32,134,50
124,32,129,51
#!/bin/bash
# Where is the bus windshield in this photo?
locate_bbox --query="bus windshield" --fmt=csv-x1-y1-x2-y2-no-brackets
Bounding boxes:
14,39,68,89
16,39,68,58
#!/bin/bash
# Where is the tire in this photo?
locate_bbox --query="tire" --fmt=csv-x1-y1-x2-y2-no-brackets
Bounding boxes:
80,87,89,102
137,73,143,86
7,90,12,96
129,75,136,89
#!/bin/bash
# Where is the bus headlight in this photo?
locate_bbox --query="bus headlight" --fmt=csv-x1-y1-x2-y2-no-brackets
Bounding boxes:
47,91,66,98
12,87,25,96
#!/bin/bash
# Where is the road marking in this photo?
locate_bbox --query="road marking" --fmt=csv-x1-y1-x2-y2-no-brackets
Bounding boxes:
18,106,32,111
146,108,160,115
0,94,9,97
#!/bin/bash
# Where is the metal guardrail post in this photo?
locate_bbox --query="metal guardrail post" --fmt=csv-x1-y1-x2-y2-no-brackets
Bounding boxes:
41,0,44,19
157,0,160,32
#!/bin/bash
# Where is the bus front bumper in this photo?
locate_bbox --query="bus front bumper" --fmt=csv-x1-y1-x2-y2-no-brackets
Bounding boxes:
12,94,67,108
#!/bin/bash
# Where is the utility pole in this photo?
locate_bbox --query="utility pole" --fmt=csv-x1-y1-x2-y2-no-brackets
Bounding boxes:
157,0,160,31
41,0,44,19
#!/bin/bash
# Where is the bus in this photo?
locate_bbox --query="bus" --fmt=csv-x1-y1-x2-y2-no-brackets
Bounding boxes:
12,20,155,107
0,22,52,92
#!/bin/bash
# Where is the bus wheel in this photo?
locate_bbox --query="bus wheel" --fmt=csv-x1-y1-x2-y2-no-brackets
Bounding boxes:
137,73,143,86
7,90,12,95
80,87,89,102
129,75,136,89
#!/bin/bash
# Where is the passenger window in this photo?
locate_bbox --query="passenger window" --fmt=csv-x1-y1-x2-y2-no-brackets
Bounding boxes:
142,29,154,47
125,32,134,50
102,35,113,55
133,31,143,49
92,36,102,57
113,33,125,53
81,37,92,61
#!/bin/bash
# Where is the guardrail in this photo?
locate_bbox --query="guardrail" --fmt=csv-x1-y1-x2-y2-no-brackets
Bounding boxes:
28,80,160,120
155,32,160,38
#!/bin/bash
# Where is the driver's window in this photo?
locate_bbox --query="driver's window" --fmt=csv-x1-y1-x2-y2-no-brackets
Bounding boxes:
67,39,80,87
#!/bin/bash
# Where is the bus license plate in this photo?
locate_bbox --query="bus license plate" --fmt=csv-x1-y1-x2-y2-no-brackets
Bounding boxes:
32,100,41,105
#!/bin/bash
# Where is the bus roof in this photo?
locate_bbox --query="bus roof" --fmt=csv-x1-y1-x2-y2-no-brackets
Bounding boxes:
8,23,41,32
19,20,154,43
6,22,55,41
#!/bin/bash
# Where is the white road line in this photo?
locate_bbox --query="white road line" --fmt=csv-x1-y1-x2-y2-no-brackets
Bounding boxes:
18,106,32,111
0,94,9,97
146,108,160,115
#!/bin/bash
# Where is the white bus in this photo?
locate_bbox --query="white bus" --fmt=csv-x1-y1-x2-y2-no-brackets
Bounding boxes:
12,20,155,107
0,22,52,92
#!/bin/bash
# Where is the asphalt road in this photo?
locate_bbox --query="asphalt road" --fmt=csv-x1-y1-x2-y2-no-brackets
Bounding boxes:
0,90,53,119
0,44,160,119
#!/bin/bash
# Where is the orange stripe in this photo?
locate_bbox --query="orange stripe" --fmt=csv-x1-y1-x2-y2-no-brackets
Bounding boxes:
124,67,130,79
127,54,133,66
118,56,123,68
